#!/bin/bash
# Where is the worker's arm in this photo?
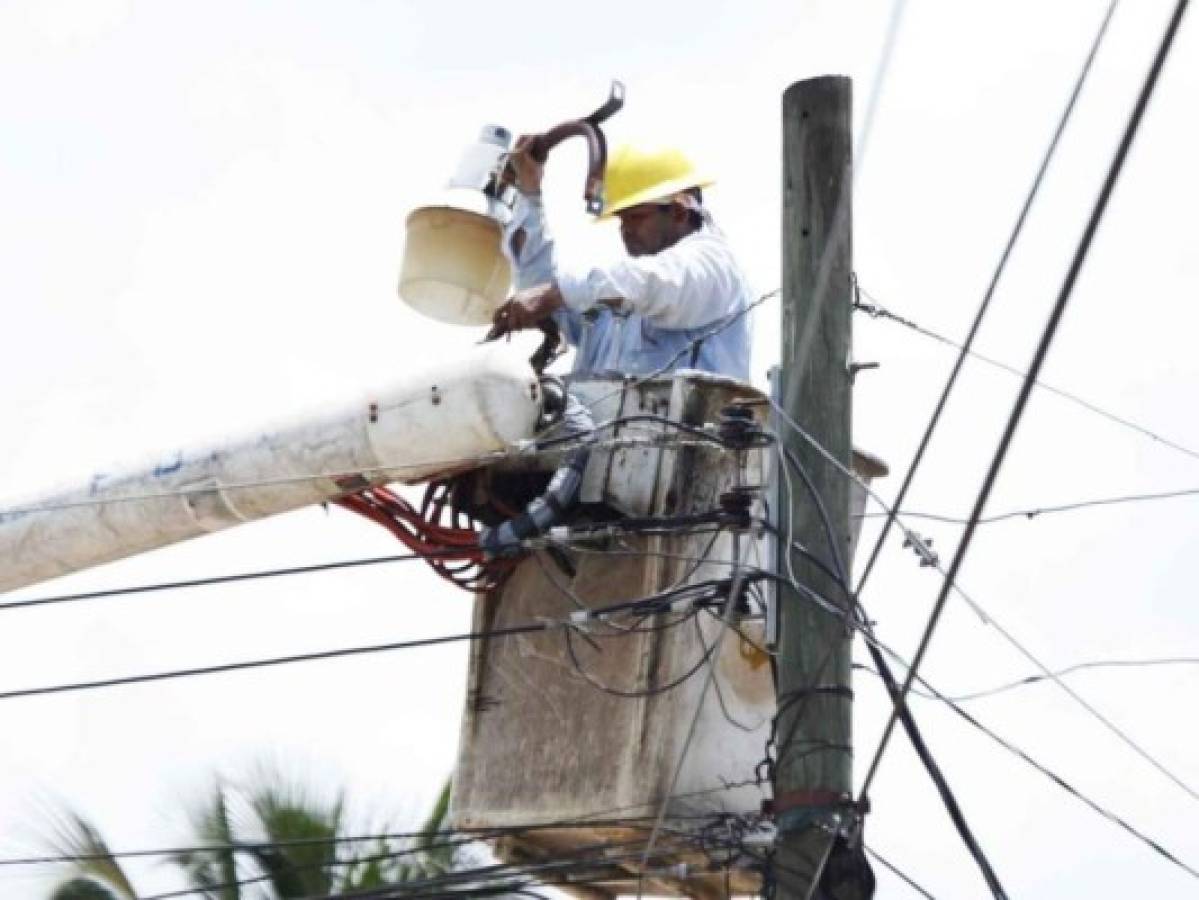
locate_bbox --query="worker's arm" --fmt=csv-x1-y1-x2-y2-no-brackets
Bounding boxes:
556,234,742,330
501,192,583,344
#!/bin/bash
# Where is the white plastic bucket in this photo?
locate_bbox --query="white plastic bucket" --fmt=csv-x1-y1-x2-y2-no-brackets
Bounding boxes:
398,206,512,326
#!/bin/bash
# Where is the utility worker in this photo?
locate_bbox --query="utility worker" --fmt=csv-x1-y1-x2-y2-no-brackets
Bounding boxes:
492,141,754,381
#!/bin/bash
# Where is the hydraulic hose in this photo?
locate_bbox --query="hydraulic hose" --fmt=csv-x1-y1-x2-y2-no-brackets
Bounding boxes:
480,393,595,557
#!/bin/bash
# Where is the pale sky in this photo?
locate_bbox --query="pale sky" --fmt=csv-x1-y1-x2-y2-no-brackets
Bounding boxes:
1,1,1197,897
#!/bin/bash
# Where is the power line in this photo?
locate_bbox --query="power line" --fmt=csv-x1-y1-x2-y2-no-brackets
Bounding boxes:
858,484,1199,525
778,443,1008,899
855,285,1199,465
774,508,1199,885
0,589,728,703
772,399,1199,805
762,412,1194,882
858,656,1199,702
639,536,750,873
864,845,937,899
138,833,691,900
764,412,1199,882
865,659,1199,882
0,552,437,613
859,0,1190,805
852,0,1122,601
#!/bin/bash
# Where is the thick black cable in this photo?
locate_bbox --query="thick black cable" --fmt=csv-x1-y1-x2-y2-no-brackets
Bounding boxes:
782,441,1009,898
0,552,438,613
853,0,1121,598
535,413,727,451
140,833,684,900
563,609,718,699
869,664,1199,881
864,845,937,899
859,0,1190,802
0,590,718,702
774,547,1199,883
766,509,1199,884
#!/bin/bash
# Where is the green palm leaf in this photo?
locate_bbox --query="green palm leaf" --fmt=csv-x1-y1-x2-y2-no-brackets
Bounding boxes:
39,809,138,900
49,877,123,900
170,781,241,900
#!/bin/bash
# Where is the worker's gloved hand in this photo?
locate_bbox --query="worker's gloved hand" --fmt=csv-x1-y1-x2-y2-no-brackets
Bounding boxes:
486,282,564,340
508,134,545,196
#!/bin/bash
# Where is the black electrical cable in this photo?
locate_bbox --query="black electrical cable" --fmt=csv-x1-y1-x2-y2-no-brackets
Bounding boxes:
693,613,764,733
863,659,1199,881
0,590,720,703
139,833,681,900
864,845,938,899
0,552,440,614
310,837,712,900
859,0,1191,805
563,610,715,698
853,0,1121,598
770,547,1199,885
139,834,676,896
781,434,1009,898
534,413,728,451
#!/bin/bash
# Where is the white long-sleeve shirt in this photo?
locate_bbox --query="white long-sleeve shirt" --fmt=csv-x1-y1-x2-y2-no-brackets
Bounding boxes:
504,194,753,381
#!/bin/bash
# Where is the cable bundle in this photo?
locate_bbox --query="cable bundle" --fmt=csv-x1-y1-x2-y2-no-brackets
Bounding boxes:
336,483,514,592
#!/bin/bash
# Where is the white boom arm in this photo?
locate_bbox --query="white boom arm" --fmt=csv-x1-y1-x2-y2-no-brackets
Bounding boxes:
0,343,543,594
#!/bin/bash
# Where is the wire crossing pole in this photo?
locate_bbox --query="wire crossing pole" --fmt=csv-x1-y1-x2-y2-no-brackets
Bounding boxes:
775,75,854,900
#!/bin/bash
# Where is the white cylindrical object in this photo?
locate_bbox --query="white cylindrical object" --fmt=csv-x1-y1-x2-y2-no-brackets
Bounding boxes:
0,343,542,594
447,125,512,192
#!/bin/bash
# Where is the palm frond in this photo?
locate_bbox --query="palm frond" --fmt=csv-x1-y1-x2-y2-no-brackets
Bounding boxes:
50,876,123,900
170,781,240,900
412,779,453,877
38,809,138,900
241,772,342,897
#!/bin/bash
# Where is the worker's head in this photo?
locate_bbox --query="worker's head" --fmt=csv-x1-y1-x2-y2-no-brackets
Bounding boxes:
600,144,714,256
616,189,704,257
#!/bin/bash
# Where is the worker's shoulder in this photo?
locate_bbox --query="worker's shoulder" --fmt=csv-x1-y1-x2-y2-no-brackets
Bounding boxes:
667,225,741,264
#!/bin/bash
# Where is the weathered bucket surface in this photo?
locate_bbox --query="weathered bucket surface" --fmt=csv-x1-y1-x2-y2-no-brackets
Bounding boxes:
451,372,887,897
399,206,511,326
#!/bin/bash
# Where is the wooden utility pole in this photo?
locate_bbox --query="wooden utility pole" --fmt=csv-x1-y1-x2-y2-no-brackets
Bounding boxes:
774,75,854,899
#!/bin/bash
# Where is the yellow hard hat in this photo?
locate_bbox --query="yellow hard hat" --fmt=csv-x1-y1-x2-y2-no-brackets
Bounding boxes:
599,144,715,219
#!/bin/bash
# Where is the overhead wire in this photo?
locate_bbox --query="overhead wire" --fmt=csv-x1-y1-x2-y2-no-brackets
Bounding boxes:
864,845,937,899
772,408,1199,879
0,552,440,614
855,284,1199,465
777,437,1009,899
764,481,1199,888
852,0,1122,601
137,833,689,900
0,588,740,703
858,656,1199,703
5,794,766,870
857,484,1199,525
775,397,1199,804
858,0,1192,808
638,534,750,879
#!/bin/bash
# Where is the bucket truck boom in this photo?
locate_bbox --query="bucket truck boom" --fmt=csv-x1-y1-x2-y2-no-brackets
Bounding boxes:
0,343,544,594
